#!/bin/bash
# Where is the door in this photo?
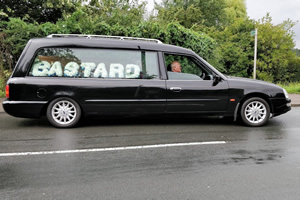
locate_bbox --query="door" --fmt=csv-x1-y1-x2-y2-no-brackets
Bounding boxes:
164,53,229,114
27,48,167,115
78,49,167,115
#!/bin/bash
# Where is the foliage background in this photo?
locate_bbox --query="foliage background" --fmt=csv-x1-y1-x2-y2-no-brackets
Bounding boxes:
0,0,299,96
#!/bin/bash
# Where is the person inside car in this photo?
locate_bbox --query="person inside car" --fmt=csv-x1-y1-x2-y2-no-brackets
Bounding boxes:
170,61,182,73
167,61,200,80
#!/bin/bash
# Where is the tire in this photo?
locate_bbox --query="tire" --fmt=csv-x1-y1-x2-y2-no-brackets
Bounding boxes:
47,97,81,128
240,97,270,127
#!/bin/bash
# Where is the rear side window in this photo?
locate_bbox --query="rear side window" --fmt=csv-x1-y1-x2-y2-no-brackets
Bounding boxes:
28,48,159,79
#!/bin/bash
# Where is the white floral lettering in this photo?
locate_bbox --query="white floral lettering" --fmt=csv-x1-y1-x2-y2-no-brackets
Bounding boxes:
48,61,63,77
32,61,50,76
64,62,80,77
125,64,140,78
32,61,142,78
81,62,96,78
94,63,108,78
109,63,124,78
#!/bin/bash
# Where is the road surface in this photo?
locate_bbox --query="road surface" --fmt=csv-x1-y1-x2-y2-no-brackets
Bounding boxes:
0,109,300,199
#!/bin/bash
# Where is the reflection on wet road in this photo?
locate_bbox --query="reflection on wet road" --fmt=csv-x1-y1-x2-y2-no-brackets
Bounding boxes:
0,108,300,199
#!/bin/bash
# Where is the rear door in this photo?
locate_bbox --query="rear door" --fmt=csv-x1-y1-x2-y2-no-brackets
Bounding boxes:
27,48,167,115
79,49,166,115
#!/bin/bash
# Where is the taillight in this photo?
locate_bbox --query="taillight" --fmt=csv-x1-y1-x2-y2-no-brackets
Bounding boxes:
5,85,9,98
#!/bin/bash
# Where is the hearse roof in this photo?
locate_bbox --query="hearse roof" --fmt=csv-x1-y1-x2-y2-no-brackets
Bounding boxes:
29,37,194,55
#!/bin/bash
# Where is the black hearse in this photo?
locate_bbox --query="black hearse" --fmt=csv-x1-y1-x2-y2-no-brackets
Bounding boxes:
3,34,291,128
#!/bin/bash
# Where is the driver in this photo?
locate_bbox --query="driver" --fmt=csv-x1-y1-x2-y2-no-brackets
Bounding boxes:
170,61,181,73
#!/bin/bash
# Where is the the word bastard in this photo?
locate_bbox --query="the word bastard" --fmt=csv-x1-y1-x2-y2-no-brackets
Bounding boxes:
31,61,142,78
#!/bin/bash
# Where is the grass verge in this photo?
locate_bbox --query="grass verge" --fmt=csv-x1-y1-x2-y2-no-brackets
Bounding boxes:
0,80,5,97
0,69,11,97
278,82,300,94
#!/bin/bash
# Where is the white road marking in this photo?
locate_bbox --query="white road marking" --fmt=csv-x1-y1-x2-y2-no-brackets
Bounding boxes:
0,141,226,157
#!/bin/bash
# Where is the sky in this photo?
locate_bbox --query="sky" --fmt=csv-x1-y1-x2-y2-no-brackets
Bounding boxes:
146,0,300,49
246,0,300,49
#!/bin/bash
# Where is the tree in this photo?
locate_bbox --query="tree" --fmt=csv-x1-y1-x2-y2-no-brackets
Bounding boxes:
82,0,146,27
286,56,300,82
256,14,296,82
294,49,300,57
154,0,247,29
209,18,255,77
154,0,227,28
224,0,247,24
0,0,80,23
153,1,203,28
0,18,41,69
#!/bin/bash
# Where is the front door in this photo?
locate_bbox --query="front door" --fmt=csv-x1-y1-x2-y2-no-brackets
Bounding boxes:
164,53,229,114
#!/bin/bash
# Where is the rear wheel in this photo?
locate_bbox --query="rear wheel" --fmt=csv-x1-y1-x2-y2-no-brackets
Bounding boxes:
240,97,270,127
47,97,81,128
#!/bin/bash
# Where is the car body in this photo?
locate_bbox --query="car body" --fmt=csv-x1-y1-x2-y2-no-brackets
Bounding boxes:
3,35,291,127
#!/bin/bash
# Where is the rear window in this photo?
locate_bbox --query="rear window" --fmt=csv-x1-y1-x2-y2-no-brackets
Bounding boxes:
28,48,159,79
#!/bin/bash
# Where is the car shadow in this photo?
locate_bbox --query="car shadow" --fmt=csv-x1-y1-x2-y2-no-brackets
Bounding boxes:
78,115,237,127
14,114,237,128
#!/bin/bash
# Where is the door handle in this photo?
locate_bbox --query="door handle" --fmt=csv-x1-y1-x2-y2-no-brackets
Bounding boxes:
170,87,182,92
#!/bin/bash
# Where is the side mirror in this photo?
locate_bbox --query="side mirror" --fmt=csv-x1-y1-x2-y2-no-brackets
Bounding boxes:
214,75,222,82
213,75,222,86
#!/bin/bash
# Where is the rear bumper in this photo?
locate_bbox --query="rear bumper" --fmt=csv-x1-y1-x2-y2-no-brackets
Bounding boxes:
2,100,47,118
270,98,291,117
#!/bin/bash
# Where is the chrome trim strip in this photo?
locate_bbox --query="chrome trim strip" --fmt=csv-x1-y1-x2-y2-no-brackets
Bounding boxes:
167,99,219,102
85,99,166,102
85,99,218,103
3,101,47,104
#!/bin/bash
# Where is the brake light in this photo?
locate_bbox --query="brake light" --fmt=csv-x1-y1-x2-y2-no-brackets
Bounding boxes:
5,85,9,98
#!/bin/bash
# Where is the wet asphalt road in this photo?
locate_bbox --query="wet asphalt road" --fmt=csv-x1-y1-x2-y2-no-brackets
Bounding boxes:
0,109,300,200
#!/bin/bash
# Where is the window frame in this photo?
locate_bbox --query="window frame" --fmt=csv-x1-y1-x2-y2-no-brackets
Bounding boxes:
162,52,217,81
26,47,161,81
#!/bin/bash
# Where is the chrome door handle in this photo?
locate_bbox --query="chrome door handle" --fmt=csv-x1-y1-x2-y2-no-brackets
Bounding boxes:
170,87,182,92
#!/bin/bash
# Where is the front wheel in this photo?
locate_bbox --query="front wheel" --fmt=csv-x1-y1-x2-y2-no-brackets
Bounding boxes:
47,97,81,128
240,97,270,127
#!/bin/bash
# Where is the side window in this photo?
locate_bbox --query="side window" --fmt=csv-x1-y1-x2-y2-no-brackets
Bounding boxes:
28,48,159,79
164,54,214,80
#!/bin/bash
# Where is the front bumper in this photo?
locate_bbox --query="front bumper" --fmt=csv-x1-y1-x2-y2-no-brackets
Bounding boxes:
2,100,47,118
270,98,291,117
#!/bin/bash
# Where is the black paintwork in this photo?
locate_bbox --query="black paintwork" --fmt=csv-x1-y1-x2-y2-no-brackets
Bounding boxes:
3,37,291,120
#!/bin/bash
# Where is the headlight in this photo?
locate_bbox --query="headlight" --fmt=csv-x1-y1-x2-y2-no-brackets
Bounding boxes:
283,88,289,99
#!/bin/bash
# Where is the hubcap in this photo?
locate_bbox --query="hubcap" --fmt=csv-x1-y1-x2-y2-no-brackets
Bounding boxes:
52,100,77,125
245,101,267,124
